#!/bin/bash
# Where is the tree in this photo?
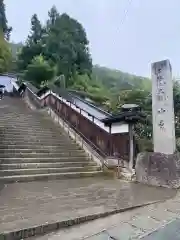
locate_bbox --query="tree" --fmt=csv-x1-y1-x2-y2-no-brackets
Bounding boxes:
0,31,12,73
44,12,92,83
17,44,42,72
17,14,44,72
0,0,12,40
23,55,55,88
17,9,92,86
10,42,23,60
47,6,59,28
28,14,43,45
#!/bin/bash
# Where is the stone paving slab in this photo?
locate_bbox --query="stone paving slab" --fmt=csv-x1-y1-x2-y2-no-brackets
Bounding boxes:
141,219,180,240
0,178,176,238
31,191,180,240
107,223,143,239
30,208,143,240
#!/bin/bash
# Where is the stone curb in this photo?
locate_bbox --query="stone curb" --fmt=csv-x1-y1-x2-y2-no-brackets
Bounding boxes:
0,200,164,240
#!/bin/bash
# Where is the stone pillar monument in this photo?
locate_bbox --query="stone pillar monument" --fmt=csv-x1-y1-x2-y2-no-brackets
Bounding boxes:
151,59,175,154
135,60,180,188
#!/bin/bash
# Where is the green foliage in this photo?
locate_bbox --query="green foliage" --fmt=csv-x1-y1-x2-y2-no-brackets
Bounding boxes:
0,32,12,73
0,1,12,72
9,42,23,60
17,44,43,72
106,80,180,151
70,72,110,105
17,14,44,72
93,65,151,94
0,0,12,40
47,5,59,28
44,12,92,80
23,55,55,88
16,6,92,88
28,14,44,45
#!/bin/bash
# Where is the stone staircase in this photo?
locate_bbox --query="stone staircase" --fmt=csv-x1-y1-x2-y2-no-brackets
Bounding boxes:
0,97,102,183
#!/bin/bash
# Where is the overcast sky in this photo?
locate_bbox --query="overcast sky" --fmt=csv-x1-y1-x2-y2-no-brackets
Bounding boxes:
5,0,180,77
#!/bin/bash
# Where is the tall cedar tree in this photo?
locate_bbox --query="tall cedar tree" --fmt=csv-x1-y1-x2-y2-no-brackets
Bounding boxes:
0,0,12,40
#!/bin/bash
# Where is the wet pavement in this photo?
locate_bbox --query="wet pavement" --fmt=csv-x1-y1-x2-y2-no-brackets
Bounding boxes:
31,194,180,240
0,178,176,236
141,219,180,239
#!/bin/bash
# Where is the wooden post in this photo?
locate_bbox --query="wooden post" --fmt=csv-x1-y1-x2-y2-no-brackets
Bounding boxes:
129,123,134,170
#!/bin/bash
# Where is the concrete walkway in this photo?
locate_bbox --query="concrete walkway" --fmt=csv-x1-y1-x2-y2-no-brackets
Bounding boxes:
0,178,176,239
32,190,180,240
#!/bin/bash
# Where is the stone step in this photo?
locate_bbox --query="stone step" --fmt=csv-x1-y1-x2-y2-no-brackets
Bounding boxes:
0,115,50,118
1,114,48,117
0,145,82,150
0,141,78,147
0,118,54,122
0,161,97,169
0,131,65,136
0,117,37,120
0,114,41,117
0,148,85,154
0,166,101,176
0,133,70,138
0,130,63,137
0,156,89,163
1,128,64,133
1,134,69,139
1,132,65,137
0,116,51,119
0,139,74,144
0,129,67,135
0,119,52,122
0,151,86,158
0,119,49,122
0,98,102,183
0,128,63,133
0,116,52,120
1,137,69,143
0,171,103,183
0,126,64,131
1,130,64,135
0,125,62,129
0,144,79,150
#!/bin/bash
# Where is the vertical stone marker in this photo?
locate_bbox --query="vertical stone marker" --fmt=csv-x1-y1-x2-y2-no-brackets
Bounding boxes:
151,59,175,154
136,60,180,188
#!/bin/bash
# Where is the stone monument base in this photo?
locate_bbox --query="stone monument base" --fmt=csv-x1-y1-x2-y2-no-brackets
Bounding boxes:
136,152,180,188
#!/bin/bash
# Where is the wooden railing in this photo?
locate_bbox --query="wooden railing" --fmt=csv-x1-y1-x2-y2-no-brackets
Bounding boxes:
12,82,130,162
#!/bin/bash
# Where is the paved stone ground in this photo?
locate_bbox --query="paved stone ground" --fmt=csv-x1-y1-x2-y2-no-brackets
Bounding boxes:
31,190,180,240
141,218,180,239
0,178,176,235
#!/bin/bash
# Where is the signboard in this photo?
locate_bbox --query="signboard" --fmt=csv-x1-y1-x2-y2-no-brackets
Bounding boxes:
151,60,175,154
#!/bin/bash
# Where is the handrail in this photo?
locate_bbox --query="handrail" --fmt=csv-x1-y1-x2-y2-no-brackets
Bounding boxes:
51,106,108,159
25,85,110,160
12,80,130,164
25,83,110,124
9,75,111,118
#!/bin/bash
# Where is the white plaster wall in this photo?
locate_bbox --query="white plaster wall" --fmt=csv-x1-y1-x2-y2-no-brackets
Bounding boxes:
111,122,129,134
